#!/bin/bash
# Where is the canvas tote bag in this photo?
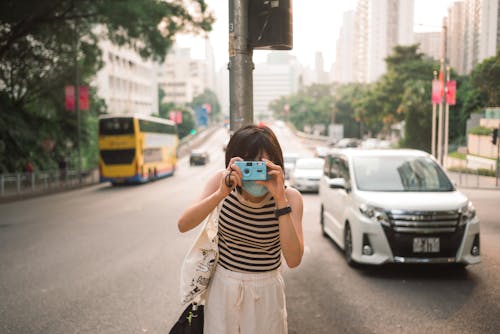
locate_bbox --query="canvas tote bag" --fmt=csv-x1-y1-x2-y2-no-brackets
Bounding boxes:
179,202,223,305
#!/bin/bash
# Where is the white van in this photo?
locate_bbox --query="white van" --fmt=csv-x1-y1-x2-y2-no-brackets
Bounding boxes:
319,149,481,267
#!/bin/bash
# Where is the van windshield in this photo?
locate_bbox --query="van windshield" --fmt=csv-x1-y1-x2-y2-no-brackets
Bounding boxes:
353,156,454,192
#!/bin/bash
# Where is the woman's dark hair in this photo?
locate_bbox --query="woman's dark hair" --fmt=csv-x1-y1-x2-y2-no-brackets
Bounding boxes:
225,124,284,171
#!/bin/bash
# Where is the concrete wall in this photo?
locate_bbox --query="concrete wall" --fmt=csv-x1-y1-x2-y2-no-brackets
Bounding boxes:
468,134,498,159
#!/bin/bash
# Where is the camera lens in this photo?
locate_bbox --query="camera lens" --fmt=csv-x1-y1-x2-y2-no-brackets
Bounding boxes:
244,168,250,175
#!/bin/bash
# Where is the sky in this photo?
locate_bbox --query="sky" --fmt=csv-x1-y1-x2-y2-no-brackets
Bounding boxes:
176,0,458,71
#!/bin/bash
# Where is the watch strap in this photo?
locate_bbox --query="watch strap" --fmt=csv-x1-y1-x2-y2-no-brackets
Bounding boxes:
275,205,292,218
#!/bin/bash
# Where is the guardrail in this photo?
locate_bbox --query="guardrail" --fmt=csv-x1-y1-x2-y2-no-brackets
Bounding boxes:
0,126,220,202
0,169,99,199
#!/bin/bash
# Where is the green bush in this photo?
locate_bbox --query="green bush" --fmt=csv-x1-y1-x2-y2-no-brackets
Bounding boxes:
448,166,496,177
448,151,467,160
468,126,493,136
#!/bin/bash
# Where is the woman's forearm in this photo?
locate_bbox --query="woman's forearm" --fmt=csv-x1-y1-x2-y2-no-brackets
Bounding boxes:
278,214,304,268
275,194,304,268
177,190,225,233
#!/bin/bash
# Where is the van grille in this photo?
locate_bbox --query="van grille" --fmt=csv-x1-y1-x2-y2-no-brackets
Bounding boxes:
388,210,460,234
382,210,464,258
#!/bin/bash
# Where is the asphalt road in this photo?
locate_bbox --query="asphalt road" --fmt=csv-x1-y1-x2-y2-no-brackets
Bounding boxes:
1,125,499,334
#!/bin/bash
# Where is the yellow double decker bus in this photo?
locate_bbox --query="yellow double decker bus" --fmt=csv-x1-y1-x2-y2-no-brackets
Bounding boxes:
98,114,178,184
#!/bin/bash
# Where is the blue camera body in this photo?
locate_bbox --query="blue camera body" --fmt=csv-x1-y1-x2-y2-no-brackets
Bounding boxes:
235,161,268,181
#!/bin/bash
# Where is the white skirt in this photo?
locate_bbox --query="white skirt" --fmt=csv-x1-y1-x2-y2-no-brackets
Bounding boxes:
204,265,288,334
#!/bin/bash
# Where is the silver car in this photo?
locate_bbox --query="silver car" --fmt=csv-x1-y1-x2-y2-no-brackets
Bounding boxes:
283,153,300,180
319,149,480,267
289,157,324,192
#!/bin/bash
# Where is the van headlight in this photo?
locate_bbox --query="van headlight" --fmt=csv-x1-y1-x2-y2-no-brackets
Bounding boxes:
359,204,390,227
459,201,476,225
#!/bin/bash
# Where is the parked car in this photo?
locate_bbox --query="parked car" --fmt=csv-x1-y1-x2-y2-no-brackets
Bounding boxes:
189,149,210,166
289,157,324,192
283,153,300,180
319,149,480,267
334,138,360,148
315,146,329,158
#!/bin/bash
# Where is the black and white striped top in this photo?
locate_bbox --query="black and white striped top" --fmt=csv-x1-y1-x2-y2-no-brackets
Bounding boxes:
217,190,281,273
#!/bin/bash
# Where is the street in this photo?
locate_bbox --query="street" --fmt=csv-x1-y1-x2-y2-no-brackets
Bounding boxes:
1,126,500,333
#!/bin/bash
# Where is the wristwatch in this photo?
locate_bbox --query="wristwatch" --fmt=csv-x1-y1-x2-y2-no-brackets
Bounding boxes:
275,205,292,218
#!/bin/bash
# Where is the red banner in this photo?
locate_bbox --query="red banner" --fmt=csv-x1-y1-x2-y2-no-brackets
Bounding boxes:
65,86,90,111
446,80,456,105
169,111,182,124
432,79,441,104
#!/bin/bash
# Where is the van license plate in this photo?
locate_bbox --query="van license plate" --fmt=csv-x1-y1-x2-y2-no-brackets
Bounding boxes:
413,238,440,253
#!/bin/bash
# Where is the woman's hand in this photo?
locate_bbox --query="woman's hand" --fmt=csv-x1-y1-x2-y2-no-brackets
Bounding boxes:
217,157,243,197
259,159,287,202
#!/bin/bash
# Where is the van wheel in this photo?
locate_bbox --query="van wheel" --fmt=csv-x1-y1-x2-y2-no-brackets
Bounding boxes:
320,205,327,237
344,223,355,266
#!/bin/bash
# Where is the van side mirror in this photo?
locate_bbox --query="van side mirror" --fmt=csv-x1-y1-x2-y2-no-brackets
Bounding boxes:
327,178,345,189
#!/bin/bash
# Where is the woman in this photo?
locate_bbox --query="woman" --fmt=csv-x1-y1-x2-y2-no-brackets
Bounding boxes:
177,124,304,334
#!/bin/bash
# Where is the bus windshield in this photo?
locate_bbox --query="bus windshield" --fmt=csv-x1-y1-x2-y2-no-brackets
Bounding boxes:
99,118,134,135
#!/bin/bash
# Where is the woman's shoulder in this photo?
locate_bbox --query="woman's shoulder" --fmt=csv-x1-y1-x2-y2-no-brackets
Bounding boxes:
285,186,303,203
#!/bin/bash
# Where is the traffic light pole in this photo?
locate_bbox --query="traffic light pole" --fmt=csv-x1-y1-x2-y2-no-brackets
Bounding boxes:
229,0,254,132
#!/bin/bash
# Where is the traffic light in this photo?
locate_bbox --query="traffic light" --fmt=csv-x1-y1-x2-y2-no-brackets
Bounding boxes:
492,128,498,145
248,0,293,50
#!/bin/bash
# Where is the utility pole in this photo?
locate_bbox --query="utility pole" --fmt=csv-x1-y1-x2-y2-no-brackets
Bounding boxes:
444,65,451,164
432,70,438,158
229,0,253,132
74,21,82,184
437,19,448,166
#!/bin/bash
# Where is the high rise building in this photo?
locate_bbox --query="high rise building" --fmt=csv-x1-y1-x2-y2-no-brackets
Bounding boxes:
353,0,415,83
464,0,498,73
253,52,301,120
334,10,356,83
415,32,442,61
94,31,159,116
447,1,466,74
159,44,214,105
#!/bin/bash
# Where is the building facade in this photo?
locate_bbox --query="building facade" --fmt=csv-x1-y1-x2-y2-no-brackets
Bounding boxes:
159,39,217,105
334,10,356,83
447,1,466,74
463,0,499,73
253,52,301,120
351,0,415,83
415,32,442,61
95,37,159,116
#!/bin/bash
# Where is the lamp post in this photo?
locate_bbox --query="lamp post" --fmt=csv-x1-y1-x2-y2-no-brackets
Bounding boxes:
437,19,448,166
432,70,438,158
74,21,82,184
444,65,451,165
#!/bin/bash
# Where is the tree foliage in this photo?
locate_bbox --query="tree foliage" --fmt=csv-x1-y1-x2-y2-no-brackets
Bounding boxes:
0,0,214,172
189,88,222,121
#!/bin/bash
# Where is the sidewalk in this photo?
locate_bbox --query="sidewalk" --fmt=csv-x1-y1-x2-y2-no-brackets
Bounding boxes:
447,171,500,190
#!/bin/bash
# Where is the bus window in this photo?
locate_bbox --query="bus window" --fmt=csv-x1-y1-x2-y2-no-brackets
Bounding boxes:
99,118,134,135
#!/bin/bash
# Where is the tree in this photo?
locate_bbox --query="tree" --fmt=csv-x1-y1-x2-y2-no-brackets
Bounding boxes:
369,45,438,134
399,80,432,151
469,48,500,108
269,84,334,133
0,0,214,172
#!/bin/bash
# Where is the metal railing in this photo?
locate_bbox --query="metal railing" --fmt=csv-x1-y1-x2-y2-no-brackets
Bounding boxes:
0,168,99,198
447,171,499,189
